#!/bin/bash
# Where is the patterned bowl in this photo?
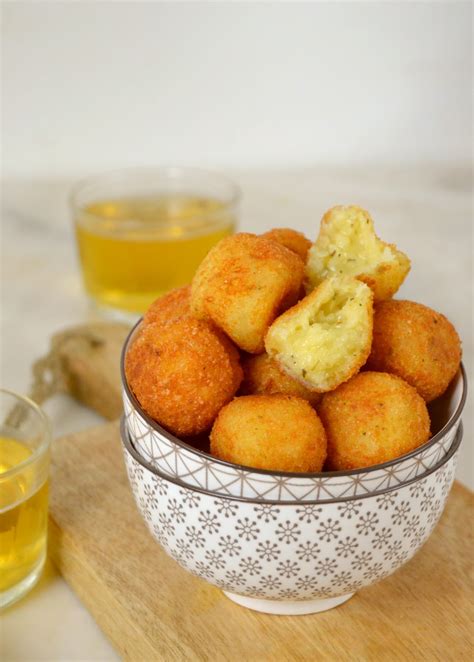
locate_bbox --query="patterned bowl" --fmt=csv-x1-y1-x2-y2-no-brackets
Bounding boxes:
121,417,462,615
122,321,466,501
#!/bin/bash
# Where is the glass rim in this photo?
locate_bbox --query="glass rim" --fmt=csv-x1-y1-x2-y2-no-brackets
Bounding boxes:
69,166,242,219
0,388,52,479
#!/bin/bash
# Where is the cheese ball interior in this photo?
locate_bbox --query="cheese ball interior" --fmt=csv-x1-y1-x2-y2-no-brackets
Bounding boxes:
125,318,242,436
190,233,304,353
240,353,321,406
319,371,431,471
265,276,373,392
143,286,191,327
124,209,460,475
210,395,327,472
305,205,410,301
262,228,312,262
367,300,462,402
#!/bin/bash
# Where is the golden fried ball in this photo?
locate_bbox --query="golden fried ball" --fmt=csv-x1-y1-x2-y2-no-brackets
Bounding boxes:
210,395,327,472
265,275,373,392
367,299,462,402
190,233,304,353
319,371,431,471
306,205,410,301
240,353,321,406
143,286,191,326
262,228,312,262
125,318,242,436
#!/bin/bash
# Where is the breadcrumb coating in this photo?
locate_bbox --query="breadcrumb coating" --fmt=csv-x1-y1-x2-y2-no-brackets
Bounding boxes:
143,286,191,327
319,371,431,471
262,228,312,261
305,205,410,301
240,352,321,406
210,394,327,472
190,233,304,353
125,318,242,436
265,276,373,392
367,299,462,402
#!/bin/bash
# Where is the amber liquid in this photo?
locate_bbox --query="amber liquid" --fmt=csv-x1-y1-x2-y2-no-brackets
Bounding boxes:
0,437,49,592
75,195,235,314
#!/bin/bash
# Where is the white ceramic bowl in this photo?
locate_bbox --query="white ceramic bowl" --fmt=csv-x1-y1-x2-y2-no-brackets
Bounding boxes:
121,417,462,615
122,322,466,501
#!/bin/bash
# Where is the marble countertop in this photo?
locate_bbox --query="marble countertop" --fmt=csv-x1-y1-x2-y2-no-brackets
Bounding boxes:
0,167,472,660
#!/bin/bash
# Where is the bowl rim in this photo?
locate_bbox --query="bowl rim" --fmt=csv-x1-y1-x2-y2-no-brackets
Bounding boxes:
121,417,462,505
121,319,467,479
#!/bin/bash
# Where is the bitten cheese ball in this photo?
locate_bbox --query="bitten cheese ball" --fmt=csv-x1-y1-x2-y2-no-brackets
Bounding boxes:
240,353,321,407
210,395,327,472
143,286,191,327
125,318,242,436
265,276,373,392
190,233,304,353
262,228,312,261
305,206,410,301
319,371,431,471
367,300,462,402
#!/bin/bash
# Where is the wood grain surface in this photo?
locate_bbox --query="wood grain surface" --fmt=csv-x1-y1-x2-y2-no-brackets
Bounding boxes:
48,421,474,662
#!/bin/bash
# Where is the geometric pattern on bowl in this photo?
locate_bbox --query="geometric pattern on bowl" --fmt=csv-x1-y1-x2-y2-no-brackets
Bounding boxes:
121,418,461,604
123,388,461,502
121,316,466,503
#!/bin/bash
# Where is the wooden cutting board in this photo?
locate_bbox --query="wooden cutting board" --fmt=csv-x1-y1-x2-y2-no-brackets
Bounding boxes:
48,421,474,662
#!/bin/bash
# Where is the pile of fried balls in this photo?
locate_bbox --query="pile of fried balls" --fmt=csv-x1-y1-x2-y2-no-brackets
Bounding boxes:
125,205,462,473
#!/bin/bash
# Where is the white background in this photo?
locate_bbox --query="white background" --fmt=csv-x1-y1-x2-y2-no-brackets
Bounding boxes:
1,3,472,660
2,1,472,175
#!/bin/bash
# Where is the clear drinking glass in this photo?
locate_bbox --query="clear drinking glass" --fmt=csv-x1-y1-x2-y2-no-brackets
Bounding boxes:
70,167,240,321
0,389,51,609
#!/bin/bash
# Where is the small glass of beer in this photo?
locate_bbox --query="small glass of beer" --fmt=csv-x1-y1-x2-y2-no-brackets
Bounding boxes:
0,389,51,609
71,167,240,320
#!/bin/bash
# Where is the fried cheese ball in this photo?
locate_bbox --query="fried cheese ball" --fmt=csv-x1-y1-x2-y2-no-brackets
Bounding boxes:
143,286,191,326
319,371,431,471
240,353,321,407
265,276,373,392
125,318,242,436
210,395,327,472
306,206,410,301
367,300,462,402
262,228,312,261
190,233,304,353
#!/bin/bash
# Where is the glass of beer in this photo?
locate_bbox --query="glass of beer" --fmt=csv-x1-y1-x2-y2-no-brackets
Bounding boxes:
0,389,51,609
71,167,240,320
